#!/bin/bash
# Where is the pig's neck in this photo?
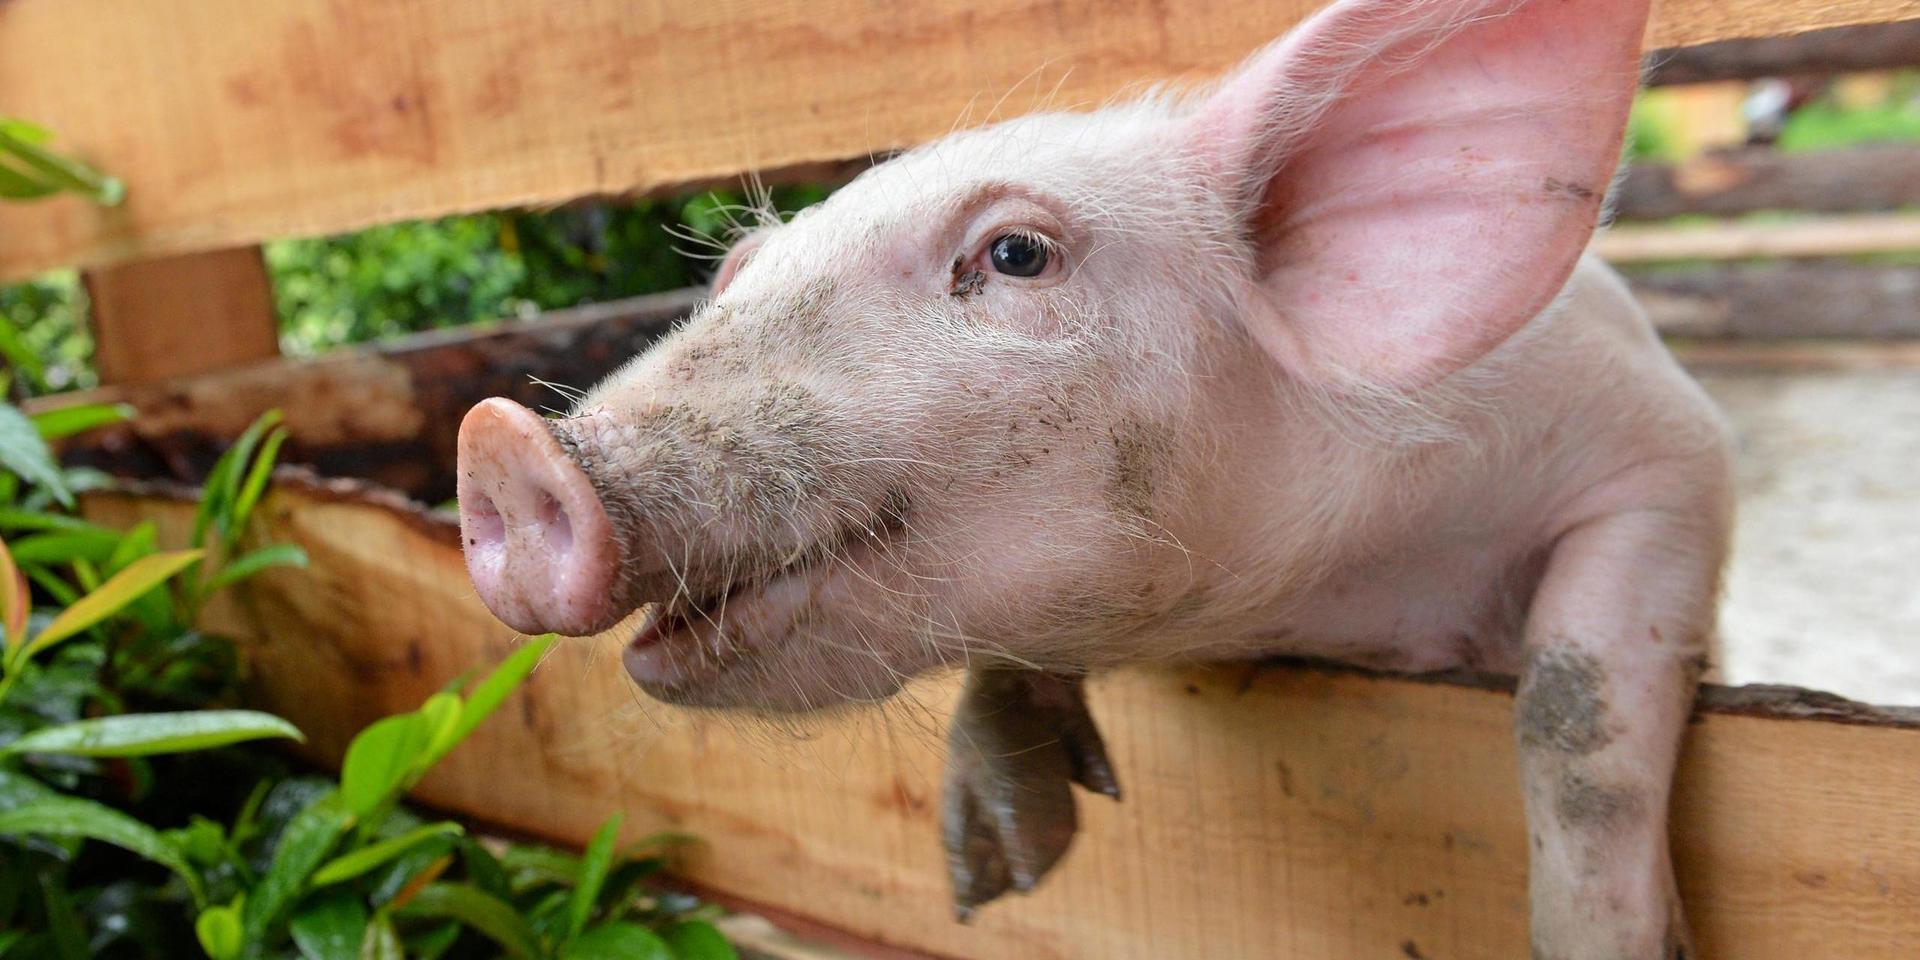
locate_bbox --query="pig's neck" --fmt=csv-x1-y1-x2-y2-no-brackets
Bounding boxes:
1160,314,1574,674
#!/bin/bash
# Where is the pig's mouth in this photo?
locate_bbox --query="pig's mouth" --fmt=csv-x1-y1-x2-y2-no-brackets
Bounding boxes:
620,499,911,694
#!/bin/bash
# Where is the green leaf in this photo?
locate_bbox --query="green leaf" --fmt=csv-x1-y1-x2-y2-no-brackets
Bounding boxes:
0,768,61,808
3,710,303,758
203,543,308,595
568,813,622,942
0,118,53,144
441,634,557,762
0,536,25,647
6,528,123,565
0,162,56,201
38,872,88,960
311,822,464,887
30,403,132,441
0,403,71,508
227,426,288,545
0,128,123,205
358,913,403,960
661,920,738,960
0,797,204,906
414,692,462,770
18,549,203,662
290,890,368,960
403,921,462,960
0,508,96,534
195,901,244,960
499,843,581,890
243,790,353,944
563,923,673,960
339,712,430,817
396,883,540,959
191,410,280,551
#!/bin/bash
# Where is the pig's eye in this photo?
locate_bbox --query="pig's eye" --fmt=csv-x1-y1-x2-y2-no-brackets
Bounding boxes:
989,233,1050,278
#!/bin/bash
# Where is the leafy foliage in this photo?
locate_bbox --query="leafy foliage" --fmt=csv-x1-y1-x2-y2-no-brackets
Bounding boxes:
0,406,734,959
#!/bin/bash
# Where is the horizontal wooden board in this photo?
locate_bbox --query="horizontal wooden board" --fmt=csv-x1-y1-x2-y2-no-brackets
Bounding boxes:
1596,212,1920,262
1643,17,1920,84
1613,144,1920,220
3,0,1919,281
81,477,1920,960
1627,261,1920,339
37,287,699,502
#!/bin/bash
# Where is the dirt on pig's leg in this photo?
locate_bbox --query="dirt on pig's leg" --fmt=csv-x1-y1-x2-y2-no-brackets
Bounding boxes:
942,666,1120,920
1516,498,1727,960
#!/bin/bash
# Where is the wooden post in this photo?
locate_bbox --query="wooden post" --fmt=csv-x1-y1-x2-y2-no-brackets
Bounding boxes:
82,246,280,386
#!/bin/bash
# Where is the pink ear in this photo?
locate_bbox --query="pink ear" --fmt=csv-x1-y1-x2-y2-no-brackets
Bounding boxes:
1192,0,1650,388
711,230,769,295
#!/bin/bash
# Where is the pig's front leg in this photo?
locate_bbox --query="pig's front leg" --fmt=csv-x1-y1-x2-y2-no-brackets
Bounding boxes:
1517,504,1725,960
942,666,1120,920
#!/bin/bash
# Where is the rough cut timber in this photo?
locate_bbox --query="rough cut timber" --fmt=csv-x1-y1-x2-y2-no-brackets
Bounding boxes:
82,246,281,385
1643,17,1920,84
38,288,699,502
80,477,1920,960
1612,144,1920,220
3,0,1919,281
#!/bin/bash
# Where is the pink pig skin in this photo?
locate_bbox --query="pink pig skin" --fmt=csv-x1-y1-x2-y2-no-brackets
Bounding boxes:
455,1,1727,954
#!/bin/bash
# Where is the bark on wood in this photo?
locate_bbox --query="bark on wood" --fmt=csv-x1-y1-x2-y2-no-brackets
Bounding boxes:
36,288,700,503
1644,18,1920,86
1614,144,1920,220
1626,261,1920,339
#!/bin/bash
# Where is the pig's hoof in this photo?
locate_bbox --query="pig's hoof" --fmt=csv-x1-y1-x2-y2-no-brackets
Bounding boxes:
941,668,1120,920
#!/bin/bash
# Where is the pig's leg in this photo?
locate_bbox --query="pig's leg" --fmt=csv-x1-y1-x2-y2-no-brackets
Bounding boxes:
1517,506,1723,960
942,666,1120,920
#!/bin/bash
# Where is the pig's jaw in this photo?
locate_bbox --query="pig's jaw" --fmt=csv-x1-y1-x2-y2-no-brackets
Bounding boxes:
613,494,923,710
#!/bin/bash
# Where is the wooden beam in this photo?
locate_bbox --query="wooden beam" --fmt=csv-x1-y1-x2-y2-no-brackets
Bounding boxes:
1613,144,1920,220
1595,212,1920,262
78,476,1920,960
1644,18,1920,85
31,287,699,502
1626,262,1920,339
3,0,1917,281
81,246,280,385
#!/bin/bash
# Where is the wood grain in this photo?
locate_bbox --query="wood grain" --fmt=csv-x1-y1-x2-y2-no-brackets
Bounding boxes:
2,0,1918,281
1613,144,1920,220
82,246,280,385
81,477,1920,960
1596,212,1920,262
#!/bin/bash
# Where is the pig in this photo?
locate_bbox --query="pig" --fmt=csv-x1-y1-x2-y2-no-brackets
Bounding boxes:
455,0,1730,955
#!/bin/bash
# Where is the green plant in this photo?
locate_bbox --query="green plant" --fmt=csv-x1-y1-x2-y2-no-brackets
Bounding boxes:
0,118,116,400
0,406,734,959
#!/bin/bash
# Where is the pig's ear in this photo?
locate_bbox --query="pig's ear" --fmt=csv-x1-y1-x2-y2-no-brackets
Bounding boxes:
1188,0,1649,388
711,229,770,296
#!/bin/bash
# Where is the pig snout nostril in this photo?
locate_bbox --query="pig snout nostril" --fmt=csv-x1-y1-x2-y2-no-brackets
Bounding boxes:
466,492,506,548
536,490,574,557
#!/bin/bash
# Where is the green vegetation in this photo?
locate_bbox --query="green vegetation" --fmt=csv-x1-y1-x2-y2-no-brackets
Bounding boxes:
0,406,736,959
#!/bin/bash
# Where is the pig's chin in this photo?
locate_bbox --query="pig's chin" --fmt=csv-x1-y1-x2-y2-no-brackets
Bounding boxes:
617,517,916,711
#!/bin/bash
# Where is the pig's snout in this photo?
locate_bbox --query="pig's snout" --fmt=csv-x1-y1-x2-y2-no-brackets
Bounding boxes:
457,398,621,637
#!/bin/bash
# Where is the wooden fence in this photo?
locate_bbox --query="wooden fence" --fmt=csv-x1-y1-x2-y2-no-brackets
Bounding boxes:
7,0,1920,956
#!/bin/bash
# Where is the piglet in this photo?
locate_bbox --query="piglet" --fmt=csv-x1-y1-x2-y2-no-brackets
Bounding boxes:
456,0,1729,954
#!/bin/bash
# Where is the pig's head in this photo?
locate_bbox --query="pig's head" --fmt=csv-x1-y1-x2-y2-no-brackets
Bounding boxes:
457,0,1648,710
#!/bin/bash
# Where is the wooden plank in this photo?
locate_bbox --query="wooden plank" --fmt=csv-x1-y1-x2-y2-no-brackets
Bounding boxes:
31,287,699,502
1644,18,1920,84
3,0,1918,282
82,246,280,385
1626,262,1920,339
1595,212,1920,262
1613,144,1920,220
80,477,1920,960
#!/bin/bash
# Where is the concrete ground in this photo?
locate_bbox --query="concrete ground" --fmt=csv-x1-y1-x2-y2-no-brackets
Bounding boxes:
1700,367,1920,706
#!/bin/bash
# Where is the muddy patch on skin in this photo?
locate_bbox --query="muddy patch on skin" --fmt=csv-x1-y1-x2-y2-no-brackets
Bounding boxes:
1107,418,1171,521
1542,177,1597,202
1516,647,1612,755
1555,772,1642,828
